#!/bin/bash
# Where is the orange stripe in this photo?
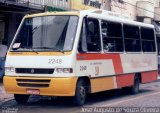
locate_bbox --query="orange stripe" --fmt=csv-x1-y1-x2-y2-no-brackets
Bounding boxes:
77,53,123,74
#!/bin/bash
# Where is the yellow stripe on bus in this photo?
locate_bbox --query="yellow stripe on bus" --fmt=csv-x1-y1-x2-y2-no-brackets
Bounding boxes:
90,76,115,93
7,51,72,56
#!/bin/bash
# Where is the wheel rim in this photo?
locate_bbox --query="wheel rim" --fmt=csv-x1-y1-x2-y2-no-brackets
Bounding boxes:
79,86,86,101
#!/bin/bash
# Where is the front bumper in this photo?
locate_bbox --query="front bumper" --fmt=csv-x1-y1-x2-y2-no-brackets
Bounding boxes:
3,76,78,96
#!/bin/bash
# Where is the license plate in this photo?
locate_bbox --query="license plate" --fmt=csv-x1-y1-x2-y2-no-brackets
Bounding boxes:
26,89,40,95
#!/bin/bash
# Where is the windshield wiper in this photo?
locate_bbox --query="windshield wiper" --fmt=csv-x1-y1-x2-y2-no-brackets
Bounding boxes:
32,47,65,54
11,47,39,54
23,47,39,54
29,48,39,54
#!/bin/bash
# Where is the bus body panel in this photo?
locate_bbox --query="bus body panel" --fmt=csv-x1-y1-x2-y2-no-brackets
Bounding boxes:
4,76,78,96
120,54,157,73
76,53,157,77
90,76,116,93
76,53,158,93
5,54,75,77
4,52,78,96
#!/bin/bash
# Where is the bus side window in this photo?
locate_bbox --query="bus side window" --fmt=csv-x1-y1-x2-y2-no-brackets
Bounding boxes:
78,18,101,52
124,25,141,52
141,28,156,52
86,18,101,52
101,21,123,52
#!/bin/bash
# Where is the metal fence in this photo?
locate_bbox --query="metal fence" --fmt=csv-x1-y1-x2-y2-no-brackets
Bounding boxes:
19,0,70,9
0,0,71,10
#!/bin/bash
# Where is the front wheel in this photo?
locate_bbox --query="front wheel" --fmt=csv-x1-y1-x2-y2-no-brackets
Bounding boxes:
14,94,30,104
73,80,86,106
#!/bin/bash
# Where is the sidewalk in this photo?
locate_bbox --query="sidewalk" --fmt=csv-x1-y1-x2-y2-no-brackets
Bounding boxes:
0,81,13,105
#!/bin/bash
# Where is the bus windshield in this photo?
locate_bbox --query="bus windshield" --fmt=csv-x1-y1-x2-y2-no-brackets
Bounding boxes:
11,16,78,52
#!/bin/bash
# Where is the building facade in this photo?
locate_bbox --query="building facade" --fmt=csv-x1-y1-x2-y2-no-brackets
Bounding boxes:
1,0,160,47
0,0,45,47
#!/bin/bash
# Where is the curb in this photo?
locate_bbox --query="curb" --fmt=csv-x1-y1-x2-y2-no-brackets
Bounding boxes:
0,97,14,107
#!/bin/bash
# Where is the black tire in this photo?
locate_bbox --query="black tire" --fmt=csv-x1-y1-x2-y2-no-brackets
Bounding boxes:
130,76,140,94
1,75,5,84
14,94,29,104
73,80,86,106
0,76,3,83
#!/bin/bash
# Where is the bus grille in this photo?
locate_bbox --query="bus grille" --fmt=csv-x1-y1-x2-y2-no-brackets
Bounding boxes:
17,83,49,88
15,68,54,74
16,79,51,88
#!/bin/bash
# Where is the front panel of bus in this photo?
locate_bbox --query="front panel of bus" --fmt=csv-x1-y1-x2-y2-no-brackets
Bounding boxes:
4,15,79,96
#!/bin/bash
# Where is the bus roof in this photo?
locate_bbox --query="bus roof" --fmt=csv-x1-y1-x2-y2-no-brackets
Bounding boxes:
79,10,154,28
25,10,154,29
25,11,80,18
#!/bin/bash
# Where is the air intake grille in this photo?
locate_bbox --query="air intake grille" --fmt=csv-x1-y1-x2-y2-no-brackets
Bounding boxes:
15,68,54,74
17,83,49,88
16,79,51,88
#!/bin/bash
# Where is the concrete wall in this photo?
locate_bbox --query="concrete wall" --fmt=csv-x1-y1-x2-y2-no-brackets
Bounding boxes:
108,0,160,21
70,0,103,10
110,0,137,20
26,0,70,10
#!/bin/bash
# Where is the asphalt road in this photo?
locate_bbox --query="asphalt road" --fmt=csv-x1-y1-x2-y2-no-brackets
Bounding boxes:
1,80,160,113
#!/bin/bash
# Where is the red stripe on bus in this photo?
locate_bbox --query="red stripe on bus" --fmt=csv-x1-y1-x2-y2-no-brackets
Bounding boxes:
141,71,158,83
116,74,135,88
77,53,123,74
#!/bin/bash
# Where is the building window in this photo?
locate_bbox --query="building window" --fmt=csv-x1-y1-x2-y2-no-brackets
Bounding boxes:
124,25,141,52
141,28,156,52
101,21,123,52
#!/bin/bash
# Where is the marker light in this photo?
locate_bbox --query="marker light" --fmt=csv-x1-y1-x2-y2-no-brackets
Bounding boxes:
56,68,73,73
5,67,15,72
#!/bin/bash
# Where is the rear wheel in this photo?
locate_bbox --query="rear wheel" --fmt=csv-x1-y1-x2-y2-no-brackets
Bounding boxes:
73,79,86,106
130,76,140,94
14,94,29,104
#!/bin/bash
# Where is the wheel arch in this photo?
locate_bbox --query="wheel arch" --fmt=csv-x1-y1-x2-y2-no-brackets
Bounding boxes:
77,76,91,94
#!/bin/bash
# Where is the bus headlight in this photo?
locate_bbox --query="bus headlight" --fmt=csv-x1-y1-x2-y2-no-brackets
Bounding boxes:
5,67,15,72
56,68,73,73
